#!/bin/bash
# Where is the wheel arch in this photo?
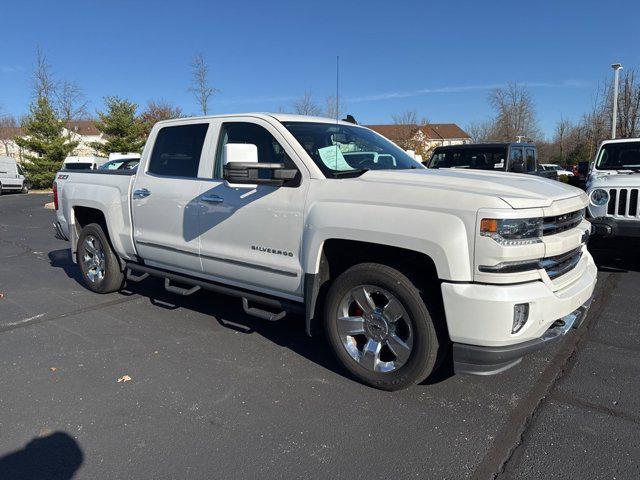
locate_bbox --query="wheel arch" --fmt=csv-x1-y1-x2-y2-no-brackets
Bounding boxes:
304,238,441,336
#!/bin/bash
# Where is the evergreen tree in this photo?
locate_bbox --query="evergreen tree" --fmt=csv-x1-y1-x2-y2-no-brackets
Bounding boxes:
14,97,78,189
91,96,146,155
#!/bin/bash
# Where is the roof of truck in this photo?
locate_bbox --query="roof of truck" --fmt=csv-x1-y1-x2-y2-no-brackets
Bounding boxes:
155,113,359,127
600,138,640,145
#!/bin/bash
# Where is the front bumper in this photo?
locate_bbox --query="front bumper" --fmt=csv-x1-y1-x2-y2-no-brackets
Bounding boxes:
442,250,597,375
589,216,640,238
453,299,591,374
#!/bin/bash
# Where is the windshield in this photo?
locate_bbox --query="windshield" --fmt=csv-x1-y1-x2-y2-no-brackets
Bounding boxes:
101,160,125,170
282,121,423,177
64,163,93,170
428,147,506,171
596,142,640,171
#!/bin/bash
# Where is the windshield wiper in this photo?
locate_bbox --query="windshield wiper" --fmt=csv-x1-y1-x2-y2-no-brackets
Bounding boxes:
332,169,368,178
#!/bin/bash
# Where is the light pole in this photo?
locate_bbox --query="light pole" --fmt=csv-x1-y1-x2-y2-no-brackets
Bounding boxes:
611,63,623,139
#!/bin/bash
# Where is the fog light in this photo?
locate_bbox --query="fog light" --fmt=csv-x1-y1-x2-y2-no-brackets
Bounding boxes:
512,303,529,333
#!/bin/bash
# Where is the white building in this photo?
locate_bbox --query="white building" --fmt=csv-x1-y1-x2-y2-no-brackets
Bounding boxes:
0,120,106,162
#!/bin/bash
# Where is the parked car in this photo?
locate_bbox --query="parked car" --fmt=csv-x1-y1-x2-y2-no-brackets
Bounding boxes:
540,163,574,178
62,155,107,170
99,158,140,171
425,143,558,180
53,114,596,390
587,138,640,238
0,156,30,194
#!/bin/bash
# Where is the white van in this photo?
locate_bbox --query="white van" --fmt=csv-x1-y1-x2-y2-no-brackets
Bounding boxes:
62,155,107,171
0,156,29,194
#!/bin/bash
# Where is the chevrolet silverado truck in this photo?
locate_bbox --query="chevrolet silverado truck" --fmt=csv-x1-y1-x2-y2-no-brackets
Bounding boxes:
586,138,640,238
53,114,597,390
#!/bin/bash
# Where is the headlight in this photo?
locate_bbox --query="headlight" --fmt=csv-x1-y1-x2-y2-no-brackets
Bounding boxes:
480,217,543,246
590,189,609,207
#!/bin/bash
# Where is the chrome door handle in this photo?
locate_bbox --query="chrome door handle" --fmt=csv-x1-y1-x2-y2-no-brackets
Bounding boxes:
133,188,151,199
201,194,224,204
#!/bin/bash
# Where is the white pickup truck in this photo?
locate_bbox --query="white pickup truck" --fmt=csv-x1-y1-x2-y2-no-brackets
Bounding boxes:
53,114,597,390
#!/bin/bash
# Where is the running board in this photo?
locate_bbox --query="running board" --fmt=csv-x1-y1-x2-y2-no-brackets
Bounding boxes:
124,261,304,320
165,278,201,296
126,268,149,283
242,298,286,321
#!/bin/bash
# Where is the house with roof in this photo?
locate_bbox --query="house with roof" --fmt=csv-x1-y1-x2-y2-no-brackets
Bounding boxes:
366,123,471,158
0,120,106,161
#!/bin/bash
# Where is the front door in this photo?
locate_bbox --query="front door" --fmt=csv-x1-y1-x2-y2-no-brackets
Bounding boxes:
131,122,213,274
197,119,308,298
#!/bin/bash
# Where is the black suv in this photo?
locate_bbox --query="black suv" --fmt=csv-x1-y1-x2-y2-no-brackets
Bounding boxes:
425,143,556,179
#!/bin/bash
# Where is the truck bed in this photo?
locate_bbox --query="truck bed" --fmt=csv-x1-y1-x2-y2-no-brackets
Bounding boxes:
55,169,138,263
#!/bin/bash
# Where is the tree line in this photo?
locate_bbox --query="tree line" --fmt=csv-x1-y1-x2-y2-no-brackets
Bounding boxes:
466,75,640,165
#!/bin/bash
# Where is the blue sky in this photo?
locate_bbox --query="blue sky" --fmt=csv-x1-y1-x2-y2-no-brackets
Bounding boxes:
1,0,639,138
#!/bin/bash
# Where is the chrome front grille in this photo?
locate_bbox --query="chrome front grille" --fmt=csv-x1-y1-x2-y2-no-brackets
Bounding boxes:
540,247,583,280
607,188,640,218
543,209,585,236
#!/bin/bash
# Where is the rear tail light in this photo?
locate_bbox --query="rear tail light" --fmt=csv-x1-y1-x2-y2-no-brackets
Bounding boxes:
53,181,58,210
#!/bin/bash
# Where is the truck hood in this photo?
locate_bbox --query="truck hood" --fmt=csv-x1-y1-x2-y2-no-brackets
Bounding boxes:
359,168,582,209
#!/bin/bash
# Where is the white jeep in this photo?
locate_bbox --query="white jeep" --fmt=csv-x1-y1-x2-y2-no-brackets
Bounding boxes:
587,138,640,238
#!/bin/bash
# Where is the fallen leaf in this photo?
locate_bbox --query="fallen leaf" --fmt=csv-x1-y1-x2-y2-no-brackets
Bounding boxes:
117,375,132,383
49,367,57,372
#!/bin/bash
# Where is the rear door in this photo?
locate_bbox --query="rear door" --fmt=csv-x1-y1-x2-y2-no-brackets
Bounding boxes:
131,122,214,274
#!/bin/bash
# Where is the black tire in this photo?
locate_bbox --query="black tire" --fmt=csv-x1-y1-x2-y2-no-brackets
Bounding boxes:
21,181,30,194
76,223,124,293
324,263,441,391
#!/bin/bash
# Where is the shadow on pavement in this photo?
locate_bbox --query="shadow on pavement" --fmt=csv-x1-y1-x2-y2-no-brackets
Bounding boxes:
588,238,640,273
47,248,455,387
48,249,84,285
0,432,83,480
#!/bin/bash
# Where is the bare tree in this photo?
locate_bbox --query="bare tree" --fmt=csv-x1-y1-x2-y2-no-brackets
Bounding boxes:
616,69,640,138
56,79,89,123
32,46,56,102
465,120,494,143
292,91,321,116
188,53,218,115
391,109,419,126
325,95,346,119
0,114,19,156
390,110,430,152
554,116,572,163
488,82,541,141
140,99,184,135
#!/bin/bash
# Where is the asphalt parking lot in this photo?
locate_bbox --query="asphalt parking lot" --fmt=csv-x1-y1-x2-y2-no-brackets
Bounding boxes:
1,193,639,479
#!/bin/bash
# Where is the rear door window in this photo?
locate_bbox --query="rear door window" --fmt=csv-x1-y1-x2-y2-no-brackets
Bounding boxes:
148,123,209,178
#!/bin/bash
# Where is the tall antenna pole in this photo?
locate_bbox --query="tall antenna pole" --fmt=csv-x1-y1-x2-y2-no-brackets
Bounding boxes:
336,55,340,122
611,63,623,139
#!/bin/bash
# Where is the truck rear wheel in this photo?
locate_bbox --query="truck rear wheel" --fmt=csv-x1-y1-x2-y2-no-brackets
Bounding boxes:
324,263,441,391
76,223,124,294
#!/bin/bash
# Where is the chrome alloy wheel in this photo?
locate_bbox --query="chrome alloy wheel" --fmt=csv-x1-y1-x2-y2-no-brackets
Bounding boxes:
82,235,106,283
336,285,414,373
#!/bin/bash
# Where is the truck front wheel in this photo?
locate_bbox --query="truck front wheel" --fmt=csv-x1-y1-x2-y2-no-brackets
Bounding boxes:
324,263,441,391
76,223,124,294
